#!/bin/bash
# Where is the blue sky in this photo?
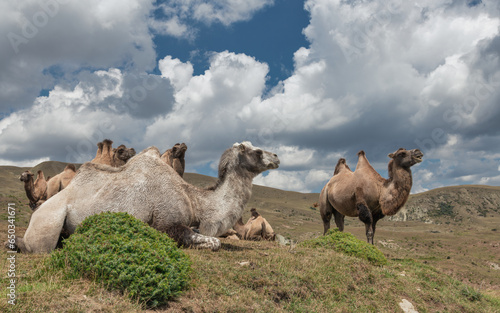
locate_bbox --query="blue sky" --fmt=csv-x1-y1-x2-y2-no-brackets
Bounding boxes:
153,0,310,84
1,0,500,193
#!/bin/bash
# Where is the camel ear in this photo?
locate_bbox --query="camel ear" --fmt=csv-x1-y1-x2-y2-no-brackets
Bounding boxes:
388,153,395,158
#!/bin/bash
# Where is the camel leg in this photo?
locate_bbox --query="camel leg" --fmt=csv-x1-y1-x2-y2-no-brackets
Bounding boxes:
18,201,68,253
370,211,385,245
166,225,221,251
333,209,345,232
320,209,332,235
320,190,333,235
357,203,373,244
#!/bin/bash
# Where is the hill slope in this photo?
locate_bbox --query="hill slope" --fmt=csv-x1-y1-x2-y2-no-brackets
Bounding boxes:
0,161,499,305
390,185,500,226
2,162,500,236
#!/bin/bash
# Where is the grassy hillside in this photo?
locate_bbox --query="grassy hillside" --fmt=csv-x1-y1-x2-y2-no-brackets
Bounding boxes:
390,185,500,225
0,161,499,311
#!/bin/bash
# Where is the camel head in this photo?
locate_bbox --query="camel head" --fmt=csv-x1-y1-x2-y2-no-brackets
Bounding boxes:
388,148,424,168
235,141,280,174
20,171,34,182
171,143,187,159
113,145,136,162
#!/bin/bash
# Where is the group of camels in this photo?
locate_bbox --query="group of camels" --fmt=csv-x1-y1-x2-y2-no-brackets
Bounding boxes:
20,139,137,210
14,138,423,253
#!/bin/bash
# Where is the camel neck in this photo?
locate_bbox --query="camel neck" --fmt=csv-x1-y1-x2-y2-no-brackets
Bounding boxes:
24,178,37,203
381,165,412,215
215,169,254,208
200,169,254,237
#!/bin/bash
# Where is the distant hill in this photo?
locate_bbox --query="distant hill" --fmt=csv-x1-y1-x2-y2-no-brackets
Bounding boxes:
2,161,500,239
389,185,500,225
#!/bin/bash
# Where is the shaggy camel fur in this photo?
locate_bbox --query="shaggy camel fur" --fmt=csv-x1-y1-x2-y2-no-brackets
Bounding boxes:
92,139,136,167
161,143,187,177
233,208,276,241
13,142,279,253
320,148,423,244
46,164,77,199
20,170,48,210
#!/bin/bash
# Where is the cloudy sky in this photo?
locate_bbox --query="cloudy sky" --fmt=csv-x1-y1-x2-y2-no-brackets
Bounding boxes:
1,0,499,193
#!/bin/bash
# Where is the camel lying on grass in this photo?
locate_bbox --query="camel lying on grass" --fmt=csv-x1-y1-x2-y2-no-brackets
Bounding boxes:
232,208,276,241
161,143,187,177
92,139,136,167
12,142,279,253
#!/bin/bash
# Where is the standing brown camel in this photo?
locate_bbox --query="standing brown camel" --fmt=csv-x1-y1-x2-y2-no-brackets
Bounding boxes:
161,143,187,177
319,148,423,244
20,170,48,210
46,164,77,199
12,142,279,253
92,139,136,167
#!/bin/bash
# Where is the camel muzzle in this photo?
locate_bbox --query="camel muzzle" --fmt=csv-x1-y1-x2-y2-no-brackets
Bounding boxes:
412,149,424,163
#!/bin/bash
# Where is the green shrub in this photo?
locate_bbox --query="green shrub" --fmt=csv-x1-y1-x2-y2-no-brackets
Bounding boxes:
47,212,192,308
430,201,456,217
300,228,387,266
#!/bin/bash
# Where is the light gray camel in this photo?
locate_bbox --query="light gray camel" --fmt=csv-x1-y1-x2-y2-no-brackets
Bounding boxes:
13,141,279,253
319,148,423,244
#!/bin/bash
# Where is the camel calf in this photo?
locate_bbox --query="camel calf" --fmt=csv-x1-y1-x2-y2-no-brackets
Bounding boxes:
233,208,276,241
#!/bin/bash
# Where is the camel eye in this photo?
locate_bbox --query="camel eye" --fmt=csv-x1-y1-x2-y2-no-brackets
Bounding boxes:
255,150,263,158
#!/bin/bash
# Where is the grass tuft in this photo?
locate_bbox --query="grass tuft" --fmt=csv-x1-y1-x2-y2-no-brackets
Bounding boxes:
300,228,388,266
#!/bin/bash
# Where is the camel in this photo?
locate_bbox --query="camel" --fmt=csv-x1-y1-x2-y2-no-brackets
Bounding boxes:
92,139,136,167
233,208,276,241
112,144,137,167
319,148,424,244
161,143,187,177
46,164,77,199
12,141,279,253
20,170,48,210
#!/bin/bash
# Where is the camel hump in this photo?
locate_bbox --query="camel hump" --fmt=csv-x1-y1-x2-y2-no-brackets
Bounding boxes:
65,164,76,172
103,139,113,145
142,146,161,158
357,150,365,157
334,158,351,175
97,141,103,148
37,170,44,176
